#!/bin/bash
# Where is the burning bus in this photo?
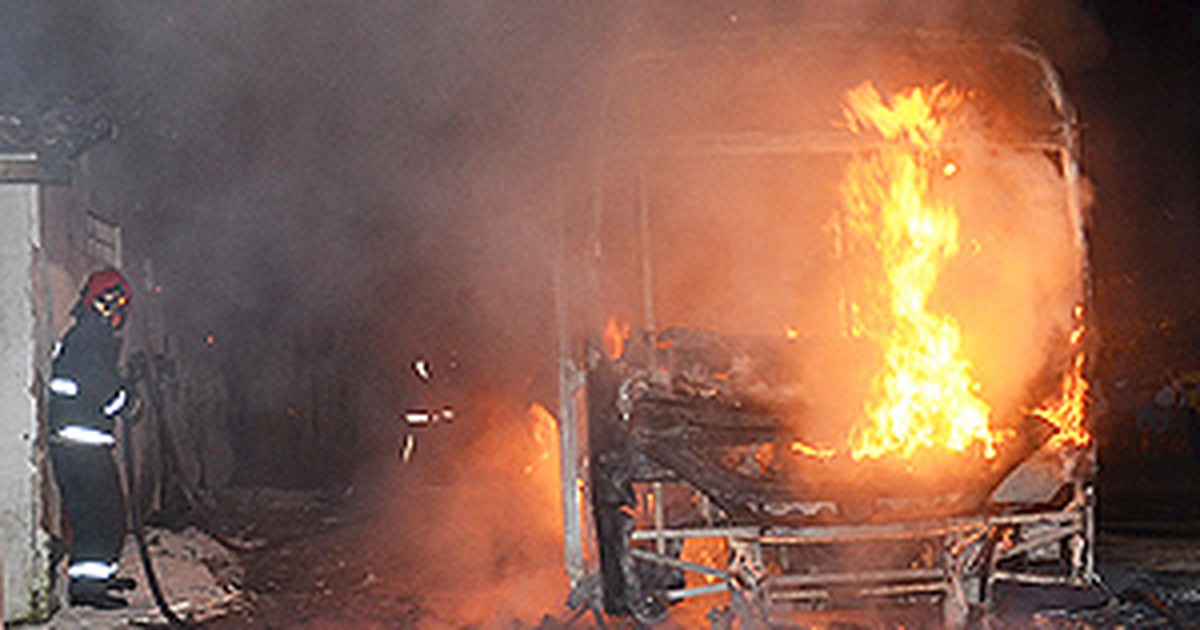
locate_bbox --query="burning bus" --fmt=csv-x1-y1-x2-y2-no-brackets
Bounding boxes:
552,29,1095,628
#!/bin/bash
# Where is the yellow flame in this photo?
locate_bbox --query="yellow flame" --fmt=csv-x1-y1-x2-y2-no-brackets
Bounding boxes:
1030,306,1091,447
789,440,837,461
839,82,996,461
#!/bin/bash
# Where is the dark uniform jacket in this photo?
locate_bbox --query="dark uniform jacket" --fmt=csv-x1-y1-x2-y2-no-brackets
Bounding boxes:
49,313,126,436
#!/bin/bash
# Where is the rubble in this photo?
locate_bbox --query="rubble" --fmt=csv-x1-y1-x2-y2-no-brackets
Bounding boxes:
30,526,247,628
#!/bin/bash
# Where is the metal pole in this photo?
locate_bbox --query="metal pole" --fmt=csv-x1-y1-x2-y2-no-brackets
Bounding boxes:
554,177,585,586
637,169,656,334
653,481,665,555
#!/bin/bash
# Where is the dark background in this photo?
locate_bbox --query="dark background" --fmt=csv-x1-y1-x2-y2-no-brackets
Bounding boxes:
1069,0,1200,520
0,1,1197,509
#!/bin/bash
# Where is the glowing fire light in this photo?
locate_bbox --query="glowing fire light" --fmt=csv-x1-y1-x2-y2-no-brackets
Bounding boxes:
838,81,997,461
524,402,559,476
789,440,837,461
604,316,630,360
680,537,728,586
1030,305,1091,447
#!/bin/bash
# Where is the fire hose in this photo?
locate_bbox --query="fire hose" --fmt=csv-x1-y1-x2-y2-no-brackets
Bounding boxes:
118,350,270,626
125,352,264,556
121,398,189,629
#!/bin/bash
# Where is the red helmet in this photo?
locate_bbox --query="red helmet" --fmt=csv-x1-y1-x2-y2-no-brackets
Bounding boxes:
79,268,131,327
81,268,131,305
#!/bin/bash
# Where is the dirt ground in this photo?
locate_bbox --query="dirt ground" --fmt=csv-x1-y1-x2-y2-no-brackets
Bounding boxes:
28,406,1200,630
198,499,1200,629
197,487,430,628
195,417,578,629
29,482,1200,629
201,493,1200,629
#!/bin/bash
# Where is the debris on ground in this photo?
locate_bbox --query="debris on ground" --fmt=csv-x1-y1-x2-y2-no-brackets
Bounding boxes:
32,525,247,628
1028,532,1200,629
1032,575,1200,629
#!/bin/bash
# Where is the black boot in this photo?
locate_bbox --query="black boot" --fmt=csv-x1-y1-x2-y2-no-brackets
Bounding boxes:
69,578,129,609
107,575,137,592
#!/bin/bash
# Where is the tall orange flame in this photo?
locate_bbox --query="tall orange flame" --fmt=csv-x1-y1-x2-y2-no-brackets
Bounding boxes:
839,82,997,461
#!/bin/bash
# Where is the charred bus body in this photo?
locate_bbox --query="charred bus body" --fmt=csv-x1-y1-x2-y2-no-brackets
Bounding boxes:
555,30,1095,627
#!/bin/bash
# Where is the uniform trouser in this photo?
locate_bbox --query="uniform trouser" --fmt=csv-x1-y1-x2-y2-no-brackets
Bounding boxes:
49,441,126,580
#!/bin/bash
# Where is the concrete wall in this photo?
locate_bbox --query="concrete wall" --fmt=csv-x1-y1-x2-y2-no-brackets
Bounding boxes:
0,157,48,622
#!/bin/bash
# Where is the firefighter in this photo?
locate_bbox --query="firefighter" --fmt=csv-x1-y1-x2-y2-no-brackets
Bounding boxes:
47,268,137,609
398,354,454,462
